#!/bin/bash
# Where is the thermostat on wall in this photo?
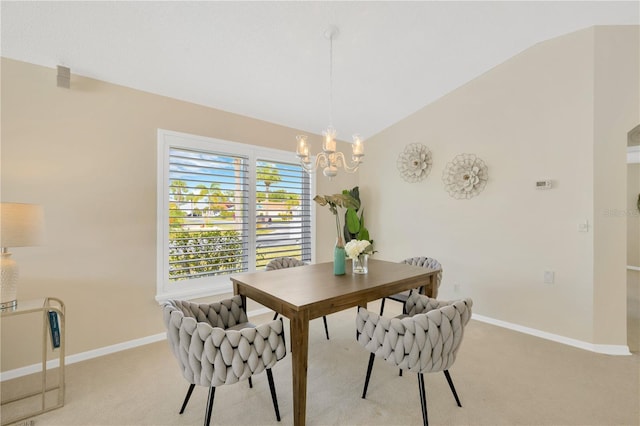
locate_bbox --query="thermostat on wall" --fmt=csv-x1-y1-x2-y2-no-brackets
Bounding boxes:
535,180,553,190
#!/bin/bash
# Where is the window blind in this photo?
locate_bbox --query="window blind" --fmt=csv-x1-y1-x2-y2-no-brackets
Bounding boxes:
168,147,249,281
255,160,312,269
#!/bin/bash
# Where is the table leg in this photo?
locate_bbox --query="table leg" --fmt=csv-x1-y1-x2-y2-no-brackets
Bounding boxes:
421,274,437,298
290,310,309,426
429,274,438,298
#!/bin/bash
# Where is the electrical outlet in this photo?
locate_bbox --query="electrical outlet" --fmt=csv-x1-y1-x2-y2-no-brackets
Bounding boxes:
544,271,555,284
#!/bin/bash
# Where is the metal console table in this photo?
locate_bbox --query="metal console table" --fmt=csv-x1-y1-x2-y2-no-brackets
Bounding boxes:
1,297,65,425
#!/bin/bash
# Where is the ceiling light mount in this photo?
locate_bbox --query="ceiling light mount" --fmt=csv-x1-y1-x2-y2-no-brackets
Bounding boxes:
324,25,339,40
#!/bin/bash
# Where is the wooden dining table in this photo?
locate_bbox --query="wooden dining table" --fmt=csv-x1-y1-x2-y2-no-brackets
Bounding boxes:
230,258,439,426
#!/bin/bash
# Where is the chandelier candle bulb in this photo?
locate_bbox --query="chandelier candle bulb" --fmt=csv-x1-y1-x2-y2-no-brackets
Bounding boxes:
326,139,335,153
296,135,309,158
324,139,335,153
352,135,364,156
322,127,337,153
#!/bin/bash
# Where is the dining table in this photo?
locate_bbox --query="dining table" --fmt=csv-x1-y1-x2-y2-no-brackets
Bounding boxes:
230,258,439,426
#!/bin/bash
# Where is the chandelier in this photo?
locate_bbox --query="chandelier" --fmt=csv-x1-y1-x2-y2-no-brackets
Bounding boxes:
295,26,364,178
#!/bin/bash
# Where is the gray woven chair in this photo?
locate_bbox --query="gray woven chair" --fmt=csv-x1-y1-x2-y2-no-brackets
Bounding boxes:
265,256,306,271
163,295,287,426
379,257,443,316
356,293,473,426
265,256,330,340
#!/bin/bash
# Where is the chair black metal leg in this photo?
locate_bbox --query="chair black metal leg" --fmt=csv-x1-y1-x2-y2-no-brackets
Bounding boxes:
443,370,462,407
379,298,386,315
179,383,195,414
362,353,376,399
418,373,428,426
323,316,330,340
248,377,253,388
204,387,215,426
266,368,281,421
273,312,278,320
399,369,403,377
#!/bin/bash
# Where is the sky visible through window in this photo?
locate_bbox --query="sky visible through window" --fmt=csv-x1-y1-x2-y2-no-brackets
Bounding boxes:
169,148,303,198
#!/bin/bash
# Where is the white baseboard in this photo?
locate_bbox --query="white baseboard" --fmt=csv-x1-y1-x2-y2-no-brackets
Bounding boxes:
472,313,632,356
0,307,273,382
2,308,631,381
0,332,167,382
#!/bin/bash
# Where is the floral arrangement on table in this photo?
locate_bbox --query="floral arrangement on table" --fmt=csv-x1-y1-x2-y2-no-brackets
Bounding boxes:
344,239,374,260
314,188,375,275
313,192,359,275
344,239,374,274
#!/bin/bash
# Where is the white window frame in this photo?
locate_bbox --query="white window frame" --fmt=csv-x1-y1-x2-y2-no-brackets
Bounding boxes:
156,129,316,302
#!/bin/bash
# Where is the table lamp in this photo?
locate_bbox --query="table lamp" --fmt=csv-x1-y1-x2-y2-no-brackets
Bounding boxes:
1,202,45,310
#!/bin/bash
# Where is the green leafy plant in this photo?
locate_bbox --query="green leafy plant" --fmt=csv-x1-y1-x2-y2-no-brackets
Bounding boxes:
341,186,371,244
313,193,360,239
168,229,242,281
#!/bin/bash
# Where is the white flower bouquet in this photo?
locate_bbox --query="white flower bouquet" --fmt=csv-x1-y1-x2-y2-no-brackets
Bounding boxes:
344,239,374,260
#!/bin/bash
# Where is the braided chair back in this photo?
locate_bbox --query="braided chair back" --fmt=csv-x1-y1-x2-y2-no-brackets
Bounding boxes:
401,256,443,298
356,293,472,373
163,295,286,388
265,256,306,271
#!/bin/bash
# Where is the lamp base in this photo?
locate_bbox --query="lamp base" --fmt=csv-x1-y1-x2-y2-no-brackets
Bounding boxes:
1,251,18,311
0,299,17,311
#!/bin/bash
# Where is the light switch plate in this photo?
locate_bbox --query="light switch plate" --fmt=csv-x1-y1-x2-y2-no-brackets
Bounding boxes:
544,271,555,284
578,220,589,232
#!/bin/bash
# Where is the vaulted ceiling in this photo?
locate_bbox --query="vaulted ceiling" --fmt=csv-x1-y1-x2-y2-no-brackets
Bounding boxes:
2,1,637,140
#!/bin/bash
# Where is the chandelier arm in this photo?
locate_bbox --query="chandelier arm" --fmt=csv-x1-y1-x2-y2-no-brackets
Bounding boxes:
317,153,330,170
299,160,315,173
332,151,362,174
300,153,332,174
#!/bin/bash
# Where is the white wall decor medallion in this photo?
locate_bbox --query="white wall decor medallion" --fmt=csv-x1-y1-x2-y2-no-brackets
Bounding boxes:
397,143,432,183
442,153,488,199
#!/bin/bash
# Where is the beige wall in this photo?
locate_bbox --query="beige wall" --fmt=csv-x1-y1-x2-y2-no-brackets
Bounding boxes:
0,58,355,371
592,26,639,345
361,26,638,345
628,163,640,267
629,162,640,352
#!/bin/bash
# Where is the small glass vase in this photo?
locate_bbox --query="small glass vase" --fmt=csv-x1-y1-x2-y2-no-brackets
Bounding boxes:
352,254,369,274
334,237,346,275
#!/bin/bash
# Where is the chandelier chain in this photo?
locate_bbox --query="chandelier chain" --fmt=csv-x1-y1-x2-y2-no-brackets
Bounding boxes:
328,32,333,128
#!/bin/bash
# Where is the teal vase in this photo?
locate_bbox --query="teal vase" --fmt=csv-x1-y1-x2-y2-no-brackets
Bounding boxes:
334,237,346,275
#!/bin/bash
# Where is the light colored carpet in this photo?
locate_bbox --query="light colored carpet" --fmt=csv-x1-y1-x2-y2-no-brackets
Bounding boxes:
2,300,639,426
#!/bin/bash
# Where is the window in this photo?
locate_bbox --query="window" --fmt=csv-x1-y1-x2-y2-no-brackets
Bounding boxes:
255,159,312,268
157,130,314,301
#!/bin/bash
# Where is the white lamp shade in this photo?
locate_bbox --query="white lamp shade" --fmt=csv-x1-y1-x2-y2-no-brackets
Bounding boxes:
0,203,45,248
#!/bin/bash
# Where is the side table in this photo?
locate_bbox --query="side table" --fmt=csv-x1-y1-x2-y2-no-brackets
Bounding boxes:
1,297,65,425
